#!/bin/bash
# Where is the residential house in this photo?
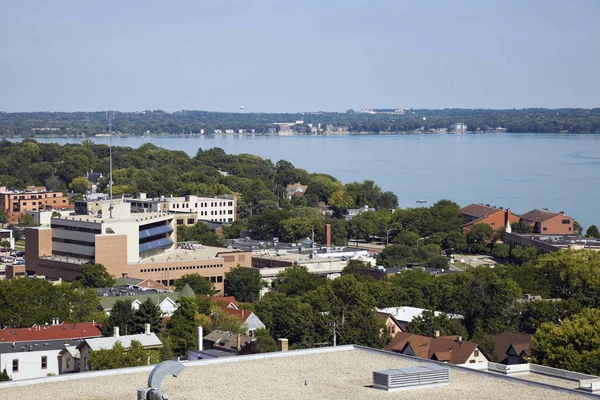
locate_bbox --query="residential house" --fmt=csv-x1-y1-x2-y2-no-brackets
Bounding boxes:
377,306,463,331
519,209,574,234
0,321,102,380
344,205,371,221
484,332,533,365
286,183,308,200
386,332,488,365
73,325,162,372
209,296,266,335
376,311,404,337
202,330,252,354
97,283,196,316
85,171,104,194
460,204,519,235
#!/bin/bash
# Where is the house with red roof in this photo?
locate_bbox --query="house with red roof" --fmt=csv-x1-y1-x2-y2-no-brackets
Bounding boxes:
0,320,102,381
209,296,265,335
385,332,488,365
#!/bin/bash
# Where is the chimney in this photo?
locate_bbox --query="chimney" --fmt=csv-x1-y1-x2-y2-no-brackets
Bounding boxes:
325,224,331,249
197,326,203,352
278,338,289,352
114,327,120,338
457,336,463,343
145,323,151,335
505,209,512,234
236,333,242,352
434,331,440,338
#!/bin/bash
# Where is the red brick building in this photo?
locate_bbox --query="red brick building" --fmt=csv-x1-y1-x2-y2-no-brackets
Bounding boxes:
519,209,574,234
0,186,73,224
460,204,519,234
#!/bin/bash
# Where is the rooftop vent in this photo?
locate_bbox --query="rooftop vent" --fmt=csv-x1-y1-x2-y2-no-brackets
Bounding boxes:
373,365,449,391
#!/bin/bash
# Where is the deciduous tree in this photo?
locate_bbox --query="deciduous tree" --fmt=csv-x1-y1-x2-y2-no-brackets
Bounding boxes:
224,266,263,302
175,274,215,296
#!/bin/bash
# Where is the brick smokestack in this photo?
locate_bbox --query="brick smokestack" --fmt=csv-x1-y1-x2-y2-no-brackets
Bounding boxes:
325,224,331,249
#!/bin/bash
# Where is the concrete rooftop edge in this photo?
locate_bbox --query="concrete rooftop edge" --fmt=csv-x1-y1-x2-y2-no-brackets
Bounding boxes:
0,345,597,398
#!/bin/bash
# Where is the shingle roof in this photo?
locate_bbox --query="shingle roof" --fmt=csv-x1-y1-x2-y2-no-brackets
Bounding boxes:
520,209,564,223
460,204,502,219
486,331,532,363
0,322,102,344
209,296,239,310
386,332,481,364
203,330,252,352
78,333,163,351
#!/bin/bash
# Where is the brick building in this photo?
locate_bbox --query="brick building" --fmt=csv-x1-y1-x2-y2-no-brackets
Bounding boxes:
25,201,251,291
0,186,73,224
519,209,574,234
460,204,519,234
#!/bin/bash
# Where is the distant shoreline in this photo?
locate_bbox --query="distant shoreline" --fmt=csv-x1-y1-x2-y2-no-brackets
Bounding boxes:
2,131,596,139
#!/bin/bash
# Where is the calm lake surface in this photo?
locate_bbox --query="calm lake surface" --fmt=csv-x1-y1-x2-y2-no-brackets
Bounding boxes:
11,133,600,228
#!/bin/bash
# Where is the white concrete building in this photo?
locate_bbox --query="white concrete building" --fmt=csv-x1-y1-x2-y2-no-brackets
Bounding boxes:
27,210,72,227
126,194,236,223
452,122,468,133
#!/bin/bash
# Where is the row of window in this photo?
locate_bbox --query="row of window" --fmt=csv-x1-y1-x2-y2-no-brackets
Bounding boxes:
140,264,223,273
19,199,66,205
52,237,94,247
171,201,234,209
9,193,58,200
12,356,47,372
51,223,101,234
176,218,196,225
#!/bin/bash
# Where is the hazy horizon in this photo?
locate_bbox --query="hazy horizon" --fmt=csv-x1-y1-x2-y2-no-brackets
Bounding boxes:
1,0,599,112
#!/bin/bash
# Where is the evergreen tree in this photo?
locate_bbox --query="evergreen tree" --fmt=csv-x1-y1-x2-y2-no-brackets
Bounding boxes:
165,297,199,356
103,299,135,336
0,367,11,381
133,298,162,334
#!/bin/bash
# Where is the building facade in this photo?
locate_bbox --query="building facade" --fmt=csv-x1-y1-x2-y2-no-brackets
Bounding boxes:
460,204,519,234
25,201,251,290
126,193,236,223
519,209,574,234
0,186,73,224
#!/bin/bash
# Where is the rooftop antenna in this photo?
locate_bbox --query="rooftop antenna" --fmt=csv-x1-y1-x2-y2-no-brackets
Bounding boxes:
107,110,114,219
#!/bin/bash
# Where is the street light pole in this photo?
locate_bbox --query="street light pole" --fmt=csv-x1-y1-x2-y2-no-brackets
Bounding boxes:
386,228,398,246
417,236,428,249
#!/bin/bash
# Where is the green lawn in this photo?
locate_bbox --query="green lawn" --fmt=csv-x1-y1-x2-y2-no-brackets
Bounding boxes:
451,262,471,270
14,240,25,250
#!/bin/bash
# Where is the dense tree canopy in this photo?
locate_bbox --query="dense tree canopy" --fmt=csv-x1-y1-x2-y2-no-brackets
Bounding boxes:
73,263,115,288
1,109,599,137
224,266,263,303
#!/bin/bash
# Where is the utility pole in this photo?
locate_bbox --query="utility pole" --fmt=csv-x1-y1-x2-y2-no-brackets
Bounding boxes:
107,111,114,219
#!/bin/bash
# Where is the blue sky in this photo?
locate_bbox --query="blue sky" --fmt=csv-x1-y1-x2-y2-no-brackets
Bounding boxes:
0,0,598,112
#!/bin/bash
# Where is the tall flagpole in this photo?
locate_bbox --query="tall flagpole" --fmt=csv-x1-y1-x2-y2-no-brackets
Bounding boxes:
108,111,114,219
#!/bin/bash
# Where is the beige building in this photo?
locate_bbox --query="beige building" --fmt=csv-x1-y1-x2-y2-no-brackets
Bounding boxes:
25,201,251,290
126,193,236,223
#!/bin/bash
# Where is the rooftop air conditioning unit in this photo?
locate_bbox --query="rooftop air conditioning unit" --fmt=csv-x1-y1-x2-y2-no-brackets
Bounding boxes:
373,365,449,391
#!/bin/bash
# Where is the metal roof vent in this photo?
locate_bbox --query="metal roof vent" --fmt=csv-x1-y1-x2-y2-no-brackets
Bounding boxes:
373,365,449,391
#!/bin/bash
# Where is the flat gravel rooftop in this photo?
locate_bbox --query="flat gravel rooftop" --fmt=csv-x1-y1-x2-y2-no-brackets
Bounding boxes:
0,346,585,400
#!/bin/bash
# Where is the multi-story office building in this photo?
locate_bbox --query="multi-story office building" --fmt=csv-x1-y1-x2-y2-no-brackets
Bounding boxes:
126,193,236,223
25,201,250,291
0,186,73,223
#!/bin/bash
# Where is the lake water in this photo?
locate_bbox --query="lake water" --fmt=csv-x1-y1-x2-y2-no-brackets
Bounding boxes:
10,133,600,228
